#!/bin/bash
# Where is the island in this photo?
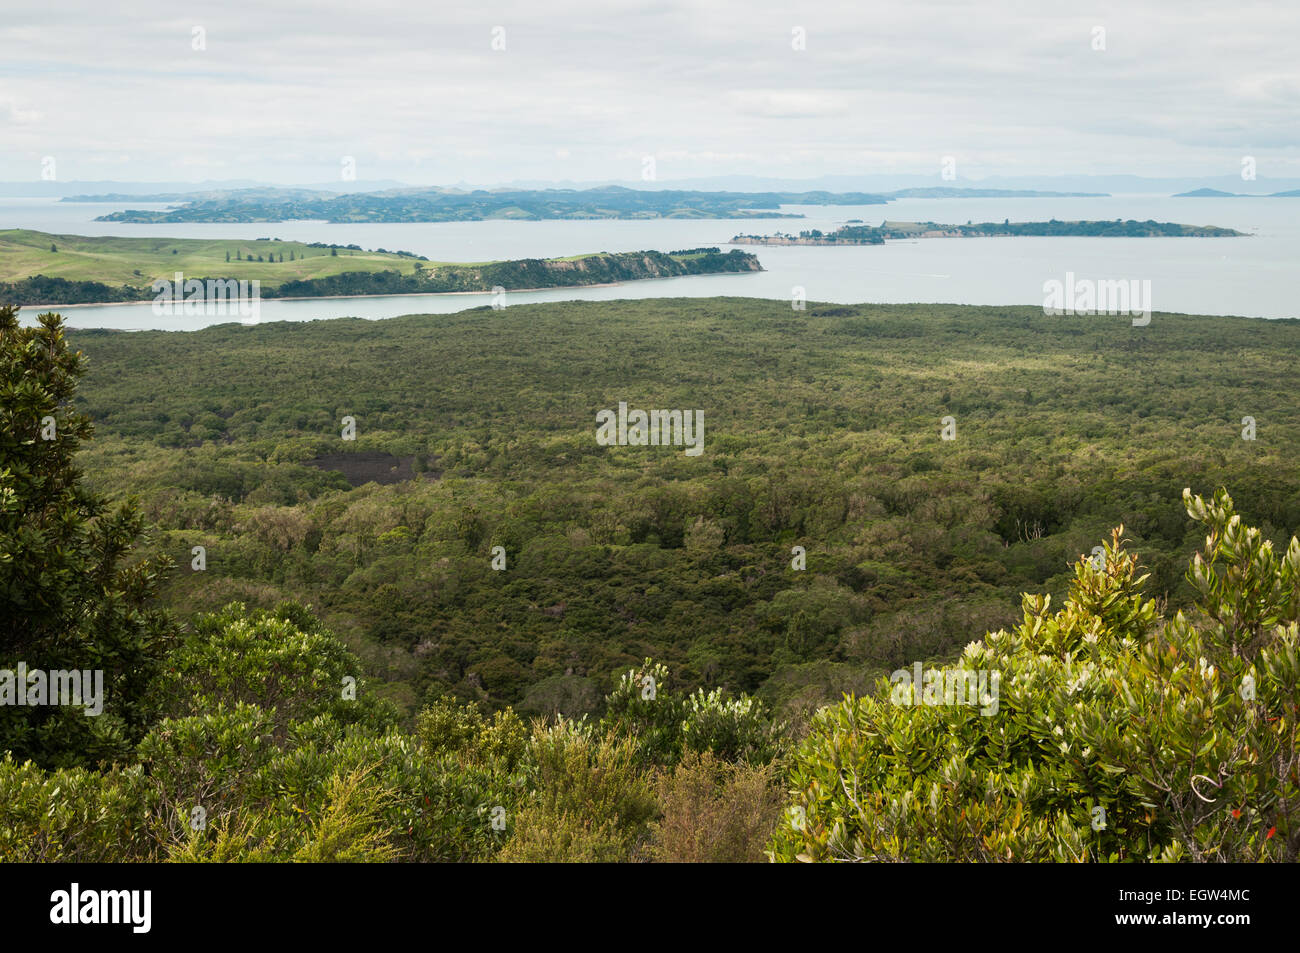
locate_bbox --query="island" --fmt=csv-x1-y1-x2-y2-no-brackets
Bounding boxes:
732,225,887,245
730,219,1245,245
0,230,762,306
1174,187,1300,197
85,186,889,224
72,185,1132,224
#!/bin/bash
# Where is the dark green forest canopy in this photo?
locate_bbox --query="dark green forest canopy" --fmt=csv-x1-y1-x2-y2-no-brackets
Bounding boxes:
64,298,1300,720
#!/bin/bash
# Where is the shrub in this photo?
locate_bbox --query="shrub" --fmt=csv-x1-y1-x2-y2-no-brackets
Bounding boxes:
649,751,782,862
495,809,627,863
0,755,151,862
600,658,785,767
770,489,1300,863
599,659,685,766
499,719,656,861
680,689,784,764
151,602,397,738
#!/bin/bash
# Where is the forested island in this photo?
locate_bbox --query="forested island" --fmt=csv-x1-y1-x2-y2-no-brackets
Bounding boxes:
732,225,886,245
732,218,1245,244
88,185,889,223
0,229,760,305
1175,187,1300,197
71,184,1151,225
69,184,1109,214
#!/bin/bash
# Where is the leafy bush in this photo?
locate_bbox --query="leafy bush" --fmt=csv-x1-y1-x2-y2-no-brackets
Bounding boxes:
152,602,397,737
600,660,685,766
165,763,398,863
600,659,785,767
499,719,656,862
770,490,1300,862
680,689,784,764
0,755,150,862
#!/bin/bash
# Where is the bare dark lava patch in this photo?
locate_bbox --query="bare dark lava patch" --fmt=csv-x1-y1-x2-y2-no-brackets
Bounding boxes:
304,452,440,487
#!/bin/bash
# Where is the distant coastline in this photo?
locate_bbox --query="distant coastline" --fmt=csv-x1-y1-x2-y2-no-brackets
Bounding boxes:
1174,187,1300,198
69,185,1119,224
731,219,1246,245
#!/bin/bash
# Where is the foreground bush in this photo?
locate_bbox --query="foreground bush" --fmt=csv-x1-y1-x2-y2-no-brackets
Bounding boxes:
770,489,1300,862
0,307,174,769
498,719,656,862
649,751,782,862
0,606,786,862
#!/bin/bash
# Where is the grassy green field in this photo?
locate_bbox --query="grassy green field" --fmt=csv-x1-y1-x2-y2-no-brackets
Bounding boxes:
0,230,759,306
0,229,430,287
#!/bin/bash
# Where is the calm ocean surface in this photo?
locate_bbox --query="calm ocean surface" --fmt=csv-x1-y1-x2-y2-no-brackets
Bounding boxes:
2,195,1295,329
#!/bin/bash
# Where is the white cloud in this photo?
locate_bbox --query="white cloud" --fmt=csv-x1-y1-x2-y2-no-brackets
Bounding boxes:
0,0,1296,182
0,94,42,124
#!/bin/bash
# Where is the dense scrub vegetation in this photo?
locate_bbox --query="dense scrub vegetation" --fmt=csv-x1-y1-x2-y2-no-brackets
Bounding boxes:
4,298,1299,862
60,297,1300,721
0,275,150,306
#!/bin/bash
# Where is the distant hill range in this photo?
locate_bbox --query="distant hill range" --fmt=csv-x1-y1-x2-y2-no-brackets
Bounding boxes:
85,186,883,223
884,187,1106,198
73,185,1122,224
1174,187,1300,197
62,187,333,204
11,172,1300,200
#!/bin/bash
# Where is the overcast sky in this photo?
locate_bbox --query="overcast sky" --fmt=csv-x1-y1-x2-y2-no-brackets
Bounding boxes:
2,0,1297,185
